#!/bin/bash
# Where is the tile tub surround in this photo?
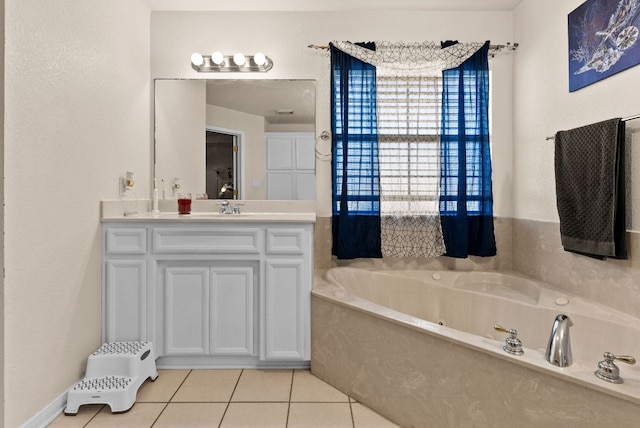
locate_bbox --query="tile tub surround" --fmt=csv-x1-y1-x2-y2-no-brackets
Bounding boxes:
318,217,640,320
311,295,640,428
47,369,399,427
314,216,332,269
513,219,640,320
317,217,513,271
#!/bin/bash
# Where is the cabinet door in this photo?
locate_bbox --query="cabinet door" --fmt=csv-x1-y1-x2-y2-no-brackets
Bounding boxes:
263,260,309,360
104,259,146,342
295,135,316,170
295,171,316,200
266,171,295,200
266,133,315,201
164,266,210,355
210,266,255,356
266,136,294,169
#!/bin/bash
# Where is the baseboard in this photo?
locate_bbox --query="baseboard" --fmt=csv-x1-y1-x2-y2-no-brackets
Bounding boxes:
20,385,72,428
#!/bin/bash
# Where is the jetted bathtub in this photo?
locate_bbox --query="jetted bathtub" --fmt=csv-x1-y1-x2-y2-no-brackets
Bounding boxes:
311,267,640,428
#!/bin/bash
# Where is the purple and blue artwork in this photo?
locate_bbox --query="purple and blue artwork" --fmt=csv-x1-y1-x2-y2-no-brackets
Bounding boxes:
568,0,640,91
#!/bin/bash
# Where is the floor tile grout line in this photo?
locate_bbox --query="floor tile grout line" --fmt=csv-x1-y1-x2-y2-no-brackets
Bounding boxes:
217,369,244,428
149,369,193,427
349,398,356,428
168,369,194,403
81,404,106,428
149,402,170,428
285,369,294,427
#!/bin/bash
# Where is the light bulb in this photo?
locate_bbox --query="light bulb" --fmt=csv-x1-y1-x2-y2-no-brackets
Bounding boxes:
233,53,246,66
211,51,224,65
190,52,204,66
253,52,266,66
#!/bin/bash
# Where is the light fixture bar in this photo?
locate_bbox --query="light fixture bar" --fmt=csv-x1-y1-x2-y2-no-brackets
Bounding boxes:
191,54,273,72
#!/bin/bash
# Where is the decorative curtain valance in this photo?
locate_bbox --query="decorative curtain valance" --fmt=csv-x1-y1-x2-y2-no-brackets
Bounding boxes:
331,41,486,76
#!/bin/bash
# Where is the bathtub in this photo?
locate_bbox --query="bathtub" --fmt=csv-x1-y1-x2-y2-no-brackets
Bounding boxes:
311,267,640,428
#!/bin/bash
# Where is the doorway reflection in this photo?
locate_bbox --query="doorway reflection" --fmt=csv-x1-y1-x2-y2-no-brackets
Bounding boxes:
206,130,237,199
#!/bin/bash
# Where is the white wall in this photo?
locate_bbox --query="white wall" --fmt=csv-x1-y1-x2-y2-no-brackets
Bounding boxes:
150,10,515,217
513,0,640,229
3,1,151,426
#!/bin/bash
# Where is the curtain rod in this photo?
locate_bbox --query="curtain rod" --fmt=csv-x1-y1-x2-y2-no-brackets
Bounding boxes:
545,114,640,141
307,42,519,53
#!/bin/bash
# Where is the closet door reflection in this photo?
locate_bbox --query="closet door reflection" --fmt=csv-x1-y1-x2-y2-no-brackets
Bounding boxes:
206,130,238,199
265,132,315,200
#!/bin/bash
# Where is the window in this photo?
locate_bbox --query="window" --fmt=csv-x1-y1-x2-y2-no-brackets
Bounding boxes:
377,76,442,215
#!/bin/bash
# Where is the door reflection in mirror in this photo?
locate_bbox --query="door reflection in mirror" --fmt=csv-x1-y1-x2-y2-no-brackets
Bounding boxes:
206,129,239,199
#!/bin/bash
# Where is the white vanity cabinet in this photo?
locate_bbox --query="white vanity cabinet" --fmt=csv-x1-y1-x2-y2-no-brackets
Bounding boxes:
263,228,312,361
103,227,148,343
101,219,313,368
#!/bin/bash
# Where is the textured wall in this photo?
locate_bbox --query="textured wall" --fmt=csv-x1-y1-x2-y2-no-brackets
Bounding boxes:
511,0,640,320
513,0,640,228
3,1,150,426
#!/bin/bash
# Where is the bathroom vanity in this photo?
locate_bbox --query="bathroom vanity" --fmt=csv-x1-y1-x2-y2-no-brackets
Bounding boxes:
101,208,314,368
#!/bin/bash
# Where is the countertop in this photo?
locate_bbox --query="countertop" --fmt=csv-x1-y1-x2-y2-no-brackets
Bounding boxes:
101,211,316,223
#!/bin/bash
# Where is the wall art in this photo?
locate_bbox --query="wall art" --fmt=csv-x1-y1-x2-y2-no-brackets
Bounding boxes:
568,0,640,91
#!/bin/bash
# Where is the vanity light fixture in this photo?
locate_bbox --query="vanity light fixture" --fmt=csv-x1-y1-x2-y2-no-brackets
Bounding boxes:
233,53,246,66
211,51,224,65
190,51,273,72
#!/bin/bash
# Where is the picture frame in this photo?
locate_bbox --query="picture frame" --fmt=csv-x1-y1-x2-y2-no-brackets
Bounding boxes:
568,0,640,92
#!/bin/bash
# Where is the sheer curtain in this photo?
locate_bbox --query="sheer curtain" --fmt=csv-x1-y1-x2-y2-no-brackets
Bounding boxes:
330,42,382,259
439,42,497,257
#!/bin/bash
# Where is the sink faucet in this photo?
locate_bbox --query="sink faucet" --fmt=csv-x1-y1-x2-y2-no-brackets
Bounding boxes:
545,314,573,367
219,200,232,214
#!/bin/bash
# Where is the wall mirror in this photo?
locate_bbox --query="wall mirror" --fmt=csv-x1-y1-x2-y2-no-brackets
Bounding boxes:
154,79,316,200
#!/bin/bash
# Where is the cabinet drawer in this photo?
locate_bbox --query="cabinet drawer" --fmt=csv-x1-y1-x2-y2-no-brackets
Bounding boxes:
266,228,305,255
106,228,147,255
153,228,261,254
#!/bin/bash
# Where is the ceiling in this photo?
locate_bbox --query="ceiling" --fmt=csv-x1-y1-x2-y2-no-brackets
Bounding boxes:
206,80,316,125
144,0,524,12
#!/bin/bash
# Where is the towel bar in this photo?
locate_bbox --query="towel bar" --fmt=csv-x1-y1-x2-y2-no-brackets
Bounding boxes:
546,115,640,140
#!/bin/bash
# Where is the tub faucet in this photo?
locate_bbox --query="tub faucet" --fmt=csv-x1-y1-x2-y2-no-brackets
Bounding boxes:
545,314,573,367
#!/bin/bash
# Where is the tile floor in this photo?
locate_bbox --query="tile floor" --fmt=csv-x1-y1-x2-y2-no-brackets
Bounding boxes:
48,369,400,427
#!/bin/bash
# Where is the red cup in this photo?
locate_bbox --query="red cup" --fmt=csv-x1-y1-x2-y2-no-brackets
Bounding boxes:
177,193,192,214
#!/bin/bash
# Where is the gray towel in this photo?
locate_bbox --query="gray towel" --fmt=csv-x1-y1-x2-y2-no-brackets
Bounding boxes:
554,118,627,259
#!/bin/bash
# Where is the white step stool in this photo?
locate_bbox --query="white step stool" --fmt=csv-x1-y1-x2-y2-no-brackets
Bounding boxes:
65,341,158,415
